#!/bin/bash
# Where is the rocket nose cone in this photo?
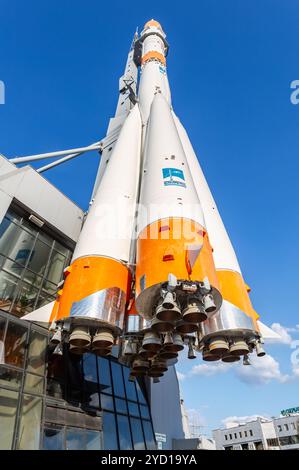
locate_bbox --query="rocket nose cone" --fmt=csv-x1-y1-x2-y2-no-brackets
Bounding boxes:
144,19,163,31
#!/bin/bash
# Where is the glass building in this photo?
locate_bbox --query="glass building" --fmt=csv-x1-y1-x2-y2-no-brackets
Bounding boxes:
0,207,72,317
0,208,156,450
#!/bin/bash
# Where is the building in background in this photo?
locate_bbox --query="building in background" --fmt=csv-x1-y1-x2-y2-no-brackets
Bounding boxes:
0,154,184,450
213,414,299,450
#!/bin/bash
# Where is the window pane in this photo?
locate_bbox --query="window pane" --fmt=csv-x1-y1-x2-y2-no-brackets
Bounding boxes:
11,281,39,317
43,425,64,450
20,219,38,237
136,379,147,404
86,430,102,450
140,405,150,419
42,280,57,297
5,211,21,223
115,398,127,414
0,388,19,449
128,402,140,417
45,250,66,285
102,412,118,450
0,316,6,361
24,373,44,395
54,240,71,258
111,362,125,398
98,358,112,394
0,219,35,266
0,270,19,312
0,366,22,389
35,291,56,309
47,354,65,399
142,420,156,450
27,330,47,376
83,353,98,383
46,378,65,400
100,393,114,411
26,239,51,277
117,414,133,450
82,354,99,407
66,428,85,450
123,366,137,401
21,270,43,289
1,258,24,279
130,417,146,450
83,388,99,409
17,395,42,449
4,321,27,368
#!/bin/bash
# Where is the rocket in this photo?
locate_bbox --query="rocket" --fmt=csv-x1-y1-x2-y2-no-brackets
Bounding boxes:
23,20,276,377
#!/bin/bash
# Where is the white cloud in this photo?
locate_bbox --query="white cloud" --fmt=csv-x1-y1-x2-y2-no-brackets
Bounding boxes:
186,352,297,385
222,414,270,429
177,371,186,381
236,353,290,385
189,360,232,377
269,323,293,344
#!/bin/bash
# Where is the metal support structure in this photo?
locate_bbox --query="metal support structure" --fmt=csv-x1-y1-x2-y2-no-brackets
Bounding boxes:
9,142,102,164
37,146,101,173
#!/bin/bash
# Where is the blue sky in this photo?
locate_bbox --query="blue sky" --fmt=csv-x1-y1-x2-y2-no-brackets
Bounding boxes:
1,0,299,433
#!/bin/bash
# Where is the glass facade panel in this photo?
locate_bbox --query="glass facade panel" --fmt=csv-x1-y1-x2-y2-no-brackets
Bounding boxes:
66,428,85,450
0,209,72,317
0,218,35,266
123,366,137,402
4,321,27,368
140,404,150,419
142,420,156,450
117,414,133,450
0,366,22,389
0,271,19,312
42,280,57,297
10,280,39,316
47,354,65,400
27,239,51,278
98,358,112,394
130,417,146,450
0,306,155,451
86,430,102,450
0,388,19,449
27,330,47,376
102,412,118,450
21,269,43,289
128,401,140,417
17,394,42,449
136,379,147,405
115,398,127,414
45,250,66,285
0,316,6,360
43,425,64,450
35,291,56,309
83,387,99,409
111,362,125,398
24,373,44,395
100,393,114,411
54,240,71,258
83,353,98,383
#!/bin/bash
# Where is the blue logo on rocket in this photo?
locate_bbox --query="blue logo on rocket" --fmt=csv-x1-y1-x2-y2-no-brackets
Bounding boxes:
162,168,186,188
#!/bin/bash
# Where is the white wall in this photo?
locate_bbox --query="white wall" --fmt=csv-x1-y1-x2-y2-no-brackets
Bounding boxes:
0,155,84,242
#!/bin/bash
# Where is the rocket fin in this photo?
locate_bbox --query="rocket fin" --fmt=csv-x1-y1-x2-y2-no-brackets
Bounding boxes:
21,300,55,324
257,320,282,340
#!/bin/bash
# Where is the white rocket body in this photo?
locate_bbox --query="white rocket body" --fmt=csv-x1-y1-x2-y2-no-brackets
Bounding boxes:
73,104,141,264
22,19,277,366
